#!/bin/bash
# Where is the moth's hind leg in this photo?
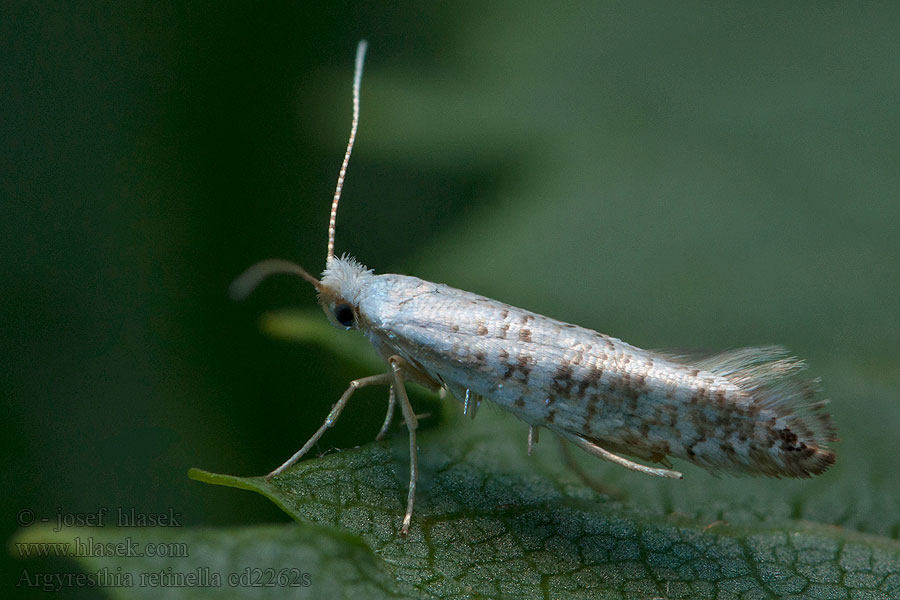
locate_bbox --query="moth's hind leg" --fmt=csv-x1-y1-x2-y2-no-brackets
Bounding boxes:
556,436,622,498
558,430,684,480
265,372,393,480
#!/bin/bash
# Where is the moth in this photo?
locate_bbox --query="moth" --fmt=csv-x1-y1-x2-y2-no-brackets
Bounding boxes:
232,41,837,537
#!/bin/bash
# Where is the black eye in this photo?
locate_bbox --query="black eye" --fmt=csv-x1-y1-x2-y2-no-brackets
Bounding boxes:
333,303,355,328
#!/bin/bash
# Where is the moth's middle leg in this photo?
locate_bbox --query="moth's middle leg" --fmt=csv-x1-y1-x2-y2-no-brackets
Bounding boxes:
375,386,396,441
386,355,419,538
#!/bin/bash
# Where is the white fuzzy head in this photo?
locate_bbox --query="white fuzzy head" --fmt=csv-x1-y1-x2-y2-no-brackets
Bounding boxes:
317,255,375,330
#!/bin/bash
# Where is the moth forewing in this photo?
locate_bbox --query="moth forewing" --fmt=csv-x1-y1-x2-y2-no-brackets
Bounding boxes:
346,260,836,479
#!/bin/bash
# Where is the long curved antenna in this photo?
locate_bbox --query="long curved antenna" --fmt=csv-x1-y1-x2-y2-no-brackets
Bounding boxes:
229,259,322,300
327,40,368,263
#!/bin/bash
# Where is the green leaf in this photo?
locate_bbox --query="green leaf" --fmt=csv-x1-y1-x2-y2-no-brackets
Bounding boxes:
187,427,900,599
14,403,900,600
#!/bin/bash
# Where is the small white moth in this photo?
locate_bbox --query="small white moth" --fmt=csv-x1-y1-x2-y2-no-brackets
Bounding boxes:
233,41,836,537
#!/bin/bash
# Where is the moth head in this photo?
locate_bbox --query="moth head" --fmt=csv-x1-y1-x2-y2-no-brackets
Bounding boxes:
317,255,374,331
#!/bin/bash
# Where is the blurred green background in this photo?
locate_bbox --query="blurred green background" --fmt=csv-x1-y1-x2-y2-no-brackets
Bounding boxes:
4,2,899,597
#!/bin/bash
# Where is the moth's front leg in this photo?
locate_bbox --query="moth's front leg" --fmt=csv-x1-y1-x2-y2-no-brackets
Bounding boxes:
265,372,393,480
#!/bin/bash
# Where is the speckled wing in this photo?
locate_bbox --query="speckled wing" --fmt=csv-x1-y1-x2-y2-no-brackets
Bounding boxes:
357,273,836,478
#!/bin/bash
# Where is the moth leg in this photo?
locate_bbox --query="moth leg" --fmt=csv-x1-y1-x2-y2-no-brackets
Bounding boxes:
463,389,481,419
266,372,393,480
527,425,539,456
557,436,621,498
387,356,418,537
375,385,396,441
565,431,684,479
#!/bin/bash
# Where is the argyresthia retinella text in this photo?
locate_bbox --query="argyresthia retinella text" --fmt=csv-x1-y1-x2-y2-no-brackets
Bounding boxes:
232,41,837,537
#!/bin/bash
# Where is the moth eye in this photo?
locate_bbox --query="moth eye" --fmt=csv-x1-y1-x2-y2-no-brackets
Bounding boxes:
333,303,356,328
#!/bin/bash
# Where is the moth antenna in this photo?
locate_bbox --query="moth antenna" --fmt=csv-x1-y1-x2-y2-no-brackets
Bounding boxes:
229,259,322,300
327,39,368,263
